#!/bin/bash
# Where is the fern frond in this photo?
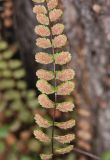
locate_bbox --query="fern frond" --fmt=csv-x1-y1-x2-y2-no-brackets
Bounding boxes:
32,0,76,157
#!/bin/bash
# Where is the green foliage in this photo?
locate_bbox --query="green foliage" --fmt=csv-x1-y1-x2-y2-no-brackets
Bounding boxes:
0,40,40,159
0,141,5,153
0,126,9,138
102,151,110,160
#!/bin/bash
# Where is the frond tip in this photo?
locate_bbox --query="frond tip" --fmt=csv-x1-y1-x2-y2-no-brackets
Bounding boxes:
55,145,74,155
35,52,53,64
34,130,51,143
34,114,51,128
38,94,55,108
36,80,54,94
55,119,75,130
54,134,75,144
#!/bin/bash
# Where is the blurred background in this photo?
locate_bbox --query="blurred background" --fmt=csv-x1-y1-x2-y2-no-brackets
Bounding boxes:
0,0,110,160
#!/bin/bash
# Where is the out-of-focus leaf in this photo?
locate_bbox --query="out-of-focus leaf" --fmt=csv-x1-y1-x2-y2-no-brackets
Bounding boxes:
0,126,9,138
13,69,26,79
0,41,8,50
0,102,7,111
2,70,12,78
66,153,75,160
26,90,36,99
28,139,41,152
8,60,22,69
0,61,7,69
5,110,14,117
18,110,33,123
11,101,24,111
27,99,39,109
102,151,110,160
7,153,17,160
2,50,14,59
0,141,5,153
17,81,27,90
10,121,21,132
0,80,15,90
4,90,21,100
21,156,32,160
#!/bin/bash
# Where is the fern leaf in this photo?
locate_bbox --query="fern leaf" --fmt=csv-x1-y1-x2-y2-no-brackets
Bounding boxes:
56,69,75,81
36,80,54,94
36,14,49,25
34,130,51,143
36,38,52,48
35,52,53,64
55,145,74,155
35,25,50,37
54,134,75,144
36,69,54,81
57,81,75,95
55,119,75,130
56,101,75,112
52,23,64,36
53,35,67,48
38,94,55,108
40,154,53,160
49,9,62,22
47,0,58,10
33,5,47,14
32,0,45,3
34,114,52,128
54,52,71,65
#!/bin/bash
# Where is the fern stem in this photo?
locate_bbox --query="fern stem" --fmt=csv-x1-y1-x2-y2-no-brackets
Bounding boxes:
45,1,57,158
